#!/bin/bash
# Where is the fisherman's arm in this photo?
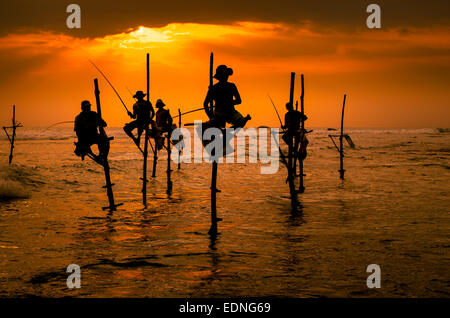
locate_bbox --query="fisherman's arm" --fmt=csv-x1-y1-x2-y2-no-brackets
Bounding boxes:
232,84,242,106
168,111,173,127
97,115,107,127
283,113,288,130
128,105,137,119
203,88,213,116
149,103,155,120
74,119,81,137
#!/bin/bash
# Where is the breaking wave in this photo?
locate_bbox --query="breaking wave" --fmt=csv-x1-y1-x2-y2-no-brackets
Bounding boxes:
0,165,42,200
0,179,29,200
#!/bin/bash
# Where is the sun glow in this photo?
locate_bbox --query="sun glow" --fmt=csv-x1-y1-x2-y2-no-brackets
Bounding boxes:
0,22,449,128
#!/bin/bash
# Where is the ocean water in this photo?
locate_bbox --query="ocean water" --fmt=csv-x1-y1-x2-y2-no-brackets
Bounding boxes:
0,127,448,297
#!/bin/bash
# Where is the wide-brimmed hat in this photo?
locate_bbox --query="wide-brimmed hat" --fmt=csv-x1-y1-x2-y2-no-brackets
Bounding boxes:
81,100,91,109
155,99,166,108
133,90,146,98
213,65,233,79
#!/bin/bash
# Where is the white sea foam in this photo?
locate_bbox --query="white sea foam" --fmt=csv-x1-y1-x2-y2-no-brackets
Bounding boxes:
0,165,32,200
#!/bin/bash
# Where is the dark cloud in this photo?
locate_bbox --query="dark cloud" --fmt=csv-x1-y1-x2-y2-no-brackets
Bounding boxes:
0,0,449,38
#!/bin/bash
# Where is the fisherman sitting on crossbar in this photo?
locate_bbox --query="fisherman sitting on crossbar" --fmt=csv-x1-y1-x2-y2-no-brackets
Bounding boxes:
74,100,109,164
282,101,309,161
203,65,251,129
123,90,155,147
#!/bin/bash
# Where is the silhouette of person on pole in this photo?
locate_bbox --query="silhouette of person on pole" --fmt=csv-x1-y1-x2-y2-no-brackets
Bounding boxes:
123,90,154,147
203,65,251,128
282,102,308,160
74,100,109,164
153,99,173,150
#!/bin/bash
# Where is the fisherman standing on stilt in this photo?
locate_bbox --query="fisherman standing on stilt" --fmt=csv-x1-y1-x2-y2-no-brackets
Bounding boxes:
203,65,251,129
123,90,154,147
282,101,308,161
74,100,109,164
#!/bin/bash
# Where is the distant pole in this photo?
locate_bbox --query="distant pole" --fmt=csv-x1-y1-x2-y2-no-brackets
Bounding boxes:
287,72,297,211
207,52,214,117
9,106,16,164
147,52,150,100
339,94,347,180
142,53,150,206
166,130,173,195
209,52,218,235
2,105,23,164
94,78,121,211
149,52,158,178
178,108,181,170
298,74,305,193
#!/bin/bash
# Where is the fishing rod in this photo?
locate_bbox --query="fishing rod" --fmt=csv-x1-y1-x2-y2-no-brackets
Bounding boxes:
44,121,74,130
88,59,130,113
172,107,204,119
267,94,284,129
125,86,135,100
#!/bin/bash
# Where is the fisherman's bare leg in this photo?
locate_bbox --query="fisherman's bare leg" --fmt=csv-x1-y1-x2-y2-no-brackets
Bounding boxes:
230,111,251,129
123,121,139,145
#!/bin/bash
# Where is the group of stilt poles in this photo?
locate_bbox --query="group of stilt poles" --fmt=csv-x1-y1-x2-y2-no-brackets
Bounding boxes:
287,73,297,210
283,72,308,211
2,105,22,164
93,78,122,212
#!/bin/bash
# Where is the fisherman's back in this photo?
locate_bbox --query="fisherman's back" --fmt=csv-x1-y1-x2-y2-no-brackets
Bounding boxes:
133,100,153,122
156,108,172,131
75,110,100,138
285,110,307,133
211,82,238,112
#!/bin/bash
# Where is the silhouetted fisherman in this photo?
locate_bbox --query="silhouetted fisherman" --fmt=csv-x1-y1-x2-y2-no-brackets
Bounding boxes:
123,90,154,147
153,99,173,150
74,100,109,164
203,65,251,128
282,102,308,160
155,99,173,132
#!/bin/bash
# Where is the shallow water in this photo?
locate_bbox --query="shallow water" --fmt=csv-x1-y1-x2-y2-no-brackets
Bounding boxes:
0,127,448,297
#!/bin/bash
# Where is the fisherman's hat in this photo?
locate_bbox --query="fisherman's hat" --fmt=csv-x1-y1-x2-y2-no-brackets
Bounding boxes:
133,90,146,98
81,100,91,109
213,65,233,79
155,99,166,108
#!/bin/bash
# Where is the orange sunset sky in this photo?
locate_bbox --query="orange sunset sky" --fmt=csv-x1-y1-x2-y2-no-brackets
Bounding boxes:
0,0,449,128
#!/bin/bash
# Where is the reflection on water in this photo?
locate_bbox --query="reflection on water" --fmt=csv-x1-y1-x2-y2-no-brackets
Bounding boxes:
0,128,448,297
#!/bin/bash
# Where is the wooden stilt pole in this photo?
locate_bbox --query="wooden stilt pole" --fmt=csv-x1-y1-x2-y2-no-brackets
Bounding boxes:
298,74,306,193
94,78,122,211
287,72,297,211
209,161,218,235
178,108,181,170
293,100,298,175
151,141,158,177
208,52,219,235
339,94,346,180
166,131,172,195
142,53,150,206
3,105,22,165
9,106,16,164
